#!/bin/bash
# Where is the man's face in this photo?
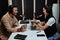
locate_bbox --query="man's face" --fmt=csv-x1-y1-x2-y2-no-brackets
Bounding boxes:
12,7,18,16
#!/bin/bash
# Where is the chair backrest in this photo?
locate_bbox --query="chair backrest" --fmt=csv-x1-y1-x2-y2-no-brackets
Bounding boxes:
53,34,60,40
56,23,60,33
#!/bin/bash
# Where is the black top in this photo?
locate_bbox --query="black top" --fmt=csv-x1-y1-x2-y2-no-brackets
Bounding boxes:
44,17,57,38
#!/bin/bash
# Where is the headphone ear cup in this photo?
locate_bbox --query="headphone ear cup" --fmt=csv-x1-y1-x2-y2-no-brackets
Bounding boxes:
8,5,13,13
8,5,18,13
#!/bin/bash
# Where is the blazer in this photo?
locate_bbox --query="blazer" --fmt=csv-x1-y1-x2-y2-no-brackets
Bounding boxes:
0,12,18,38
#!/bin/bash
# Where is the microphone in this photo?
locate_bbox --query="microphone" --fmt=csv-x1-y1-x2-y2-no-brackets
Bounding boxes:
20,15,23,17
36,14,42,18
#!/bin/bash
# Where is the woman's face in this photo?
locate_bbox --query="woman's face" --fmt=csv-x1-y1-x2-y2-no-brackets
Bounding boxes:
43,8,47,15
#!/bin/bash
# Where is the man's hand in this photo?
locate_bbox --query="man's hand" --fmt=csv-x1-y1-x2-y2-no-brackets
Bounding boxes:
30,18,36,23
20,25,26,32
17,25,26,32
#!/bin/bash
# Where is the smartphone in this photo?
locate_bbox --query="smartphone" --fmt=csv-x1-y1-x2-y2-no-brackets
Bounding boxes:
37,34,45,37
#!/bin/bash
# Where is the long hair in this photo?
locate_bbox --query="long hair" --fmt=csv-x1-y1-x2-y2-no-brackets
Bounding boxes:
44,5,53,17
43,5,55,22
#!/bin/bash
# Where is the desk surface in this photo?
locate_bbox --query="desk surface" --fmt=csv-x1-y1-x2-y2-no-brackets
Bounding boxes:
8,30,48,40
8,20,48,40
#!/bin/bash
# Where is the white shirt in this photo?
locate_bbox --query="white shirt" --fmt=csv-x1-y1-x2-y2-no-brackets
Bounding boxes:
46,17,55,26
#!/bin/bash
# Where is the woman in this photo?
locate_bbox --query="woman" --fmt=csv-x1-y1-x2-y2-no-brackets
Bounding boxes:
35,5,58,40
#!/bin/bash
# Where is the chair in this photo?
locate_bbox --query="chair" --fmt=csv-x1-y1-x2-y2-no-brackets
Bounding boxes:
53,23,60,40
54,34,60,40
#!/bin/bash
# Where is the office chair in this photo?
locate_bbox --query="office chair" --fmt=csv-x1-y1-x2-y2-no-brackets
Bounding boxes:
53,23,60,40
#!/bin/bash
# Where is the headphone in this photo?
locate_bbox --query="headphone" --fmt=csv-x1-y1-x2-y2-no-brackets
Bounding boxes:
8,5,17,13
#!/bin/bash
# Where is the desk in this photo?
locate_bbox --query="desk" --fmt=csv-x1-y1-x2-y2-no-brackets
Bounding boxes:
8,20,48,40
8,30,48,40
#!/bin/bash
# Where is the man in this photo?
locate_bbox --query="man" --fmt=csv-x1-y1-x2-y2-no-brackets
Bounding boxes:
0,5,24,40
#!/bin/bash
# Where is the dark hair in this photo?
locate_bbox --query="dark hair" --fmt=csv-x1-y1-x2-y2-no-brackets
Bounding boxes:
43,5,55,22
8,5,18,13
43,5,53,18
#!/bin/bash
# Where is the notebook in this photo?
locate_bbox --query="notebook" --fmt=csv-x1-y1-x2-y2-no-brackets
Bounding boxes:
14,34,27,40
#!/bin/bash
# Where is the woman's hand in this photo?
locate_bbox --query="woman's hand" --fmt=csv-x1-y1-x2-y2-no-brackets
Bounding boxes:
35,23,40,27
39,22,45,26
35,22,48,30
